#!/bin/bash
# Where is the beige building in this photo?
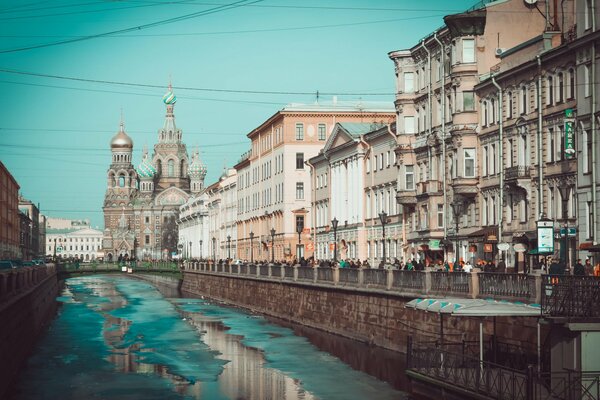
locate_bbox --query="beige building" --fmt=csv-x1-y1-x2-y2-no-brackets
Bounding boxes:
46,227,103,261
234,101,395,262
309,122,401,265
389,0,550,265
206,168,237,260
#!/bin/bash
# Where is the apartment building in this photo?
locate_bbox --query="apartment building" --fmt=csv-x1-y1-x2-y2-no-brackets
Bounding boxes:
0,162,20,259
309,122,401,265
389,0,549,265
234,100,395,262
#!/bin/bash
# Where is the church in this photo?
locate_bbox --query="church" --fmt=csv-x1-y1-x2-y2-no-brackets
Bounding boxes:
102,85,206,261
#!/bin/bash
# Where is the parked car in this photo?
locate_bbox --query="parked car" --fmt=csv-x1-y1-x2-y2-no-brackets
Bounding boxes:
0,260,17,270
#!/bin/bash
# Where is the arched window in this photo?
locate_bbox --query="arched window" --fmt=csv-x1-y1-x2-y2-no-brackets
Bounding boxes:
168,160,175,177
568,68,575,99
156,159,162,175
180,159,186,177
557,72,564,102
119,175,125,187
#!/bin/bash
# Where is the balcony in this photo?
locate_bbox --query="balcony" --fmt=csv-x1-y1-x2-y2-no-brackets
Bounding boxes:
416,180,442,196
451,177,478,197
505,165,531,192
396,189,417,206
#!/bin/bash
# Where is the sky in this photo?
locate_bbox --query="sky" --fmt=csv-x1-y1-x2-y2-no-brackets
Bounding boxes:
0,0,476,228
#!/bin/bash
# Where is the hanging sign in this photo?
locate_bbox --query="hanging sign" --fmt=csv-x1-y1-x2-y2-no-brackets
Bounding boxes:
564,108,575,158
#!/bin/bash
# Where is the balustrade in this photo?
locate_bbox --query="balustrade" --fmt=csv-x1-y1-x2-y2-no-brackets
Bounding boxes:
479,273,536,301
271,265,282,279
363,269,387,288
317,267,334,283
0,265,55,301
430,272,470,295
338,268,359,286
297,266,314,282
259,265,269,277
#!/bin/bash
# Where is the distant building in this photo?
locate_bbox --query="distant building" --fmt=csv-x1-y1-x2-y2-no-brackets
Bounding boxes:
18,196,40,260
102,85,204,261
234,100,395,262
45,217,90,230
0,161,20,259
46,227,103,261
38,214,46,259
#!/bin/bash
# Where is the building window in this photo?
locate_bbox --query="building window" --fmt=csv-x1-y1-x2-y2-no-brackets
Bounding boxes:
295,123,304,140
587,201,594,239
557,72,564,103
318,124,326,140
464,148,475,177
168,159,175,177
437,204,444,228
462,39,475,63
405,165,414,190
379,154,384,170
585,0,592,30
520,85,528,114
568,68,575,99
463,91,475,111
547,75,554,105
386,151,391,168
296,153,304,169
145,235,150,245
586,130,593,173
403,72,414,93
584,64,591,97
482,146,488,176
404,116,415,134
507,91,513,119
296,182,304,199
482,101,488,126
145,216,150,224
547,127,555,162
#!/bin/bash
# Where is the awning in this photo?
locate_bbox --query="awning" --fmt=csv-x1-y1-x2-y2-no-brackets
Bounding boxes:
580,242,600,252
528,248,553,255
405,298,541,317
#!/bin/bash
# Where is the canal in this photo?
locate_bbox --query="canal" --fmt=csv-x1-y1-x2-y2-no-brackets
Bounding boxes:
9,275,410,399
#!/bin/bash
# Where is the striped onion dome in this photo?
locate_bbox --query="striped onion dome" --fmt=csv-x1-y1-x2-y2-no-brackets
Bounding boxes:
136,149,156,179
162,83,177,105
188,150,207,179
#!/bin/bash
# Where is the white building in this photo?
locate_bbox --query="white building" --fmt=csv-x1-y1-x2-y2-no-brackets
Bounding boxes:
46,227,103,261
177,193,209,259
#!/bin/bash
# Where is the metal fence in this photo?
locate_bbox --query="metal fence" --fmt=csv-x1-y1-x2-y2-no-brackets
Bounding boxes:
317,267,334,282
284,265,295,279
541,275,600,319
480,273,536,301
430,272,470,295
271,265,282,278
259,265,269,277
248,264,257,276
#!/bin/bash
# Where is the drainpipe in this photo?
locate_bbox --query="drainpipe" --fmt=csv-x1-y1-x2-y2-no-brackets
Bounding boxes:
433,33,448,250
421,39,432,263
491,75,504,261
537,55,544,218
592,2,597,244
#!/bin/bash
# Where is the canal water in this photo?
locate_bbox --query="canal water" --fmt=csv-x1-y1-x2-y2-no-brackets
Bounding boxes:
10,276,410,399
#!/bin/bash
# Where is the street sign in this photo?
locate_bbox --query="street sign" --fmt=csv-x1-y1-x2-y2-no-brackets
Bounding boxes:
307,242,314,251
484,244,493,253
564,108,575,158
497,242,510,251
560,227,577,237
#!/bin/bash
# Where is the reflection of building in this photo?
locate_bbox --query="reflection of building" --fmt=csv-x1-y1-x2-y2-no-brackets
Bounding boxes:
0,162,20,259
46,227,103,261
102,85,200,261
18,196,40,260
234,101,395,262
309,122,401,264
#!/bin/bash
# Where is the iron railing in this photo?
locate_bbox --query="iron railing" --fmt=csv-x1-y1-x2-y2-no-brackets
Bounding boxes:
284,265,295,279
480,273,536,301
259,265,269,277
271,265,282,278
430,272,470,294
541,275,600,319
363,269,387,288
392,270,425,291
248,264,257,275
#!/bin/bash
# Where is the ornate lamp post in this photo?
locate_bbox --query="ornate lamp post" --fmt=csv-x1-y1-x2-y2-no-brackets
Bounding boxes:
450,199,465,265
270,228,276,263
379,211,388,265
296,225,302,259
212,237,216,263
227,235,231,260
249,231,254,263
558,186,572,269
331,218,339,264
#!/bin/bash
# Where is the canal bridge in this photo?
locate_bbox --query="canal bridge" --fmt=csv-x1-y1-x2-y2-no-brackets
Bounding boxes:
1,262,599,400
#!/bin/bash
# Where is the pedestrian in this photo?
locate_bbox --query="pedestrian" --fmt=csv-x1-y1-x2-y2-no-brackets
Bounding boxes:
585,258,593,275
463,261,473,273
594,263,600,277
574,259,585,276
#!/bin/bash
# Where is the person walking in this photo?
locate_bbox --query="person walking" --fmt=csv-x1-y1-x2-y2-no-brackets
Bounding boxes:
574,259,585,276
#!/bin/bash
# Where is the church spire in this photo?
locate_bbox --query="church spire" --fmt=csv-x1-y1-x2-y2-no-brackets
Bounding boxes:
161,82,178,139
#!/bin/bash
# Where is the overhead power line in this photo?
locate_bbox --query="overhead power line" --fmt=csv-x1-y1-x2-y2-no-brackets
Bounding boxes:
0,68,395,96
0,0,262,53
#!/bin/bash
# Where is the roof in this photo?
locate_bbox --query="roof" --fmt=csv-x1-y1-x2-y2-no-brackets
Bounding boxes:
338,122,382,137
405,298,541,317
282,100,395,113
46,227,103,236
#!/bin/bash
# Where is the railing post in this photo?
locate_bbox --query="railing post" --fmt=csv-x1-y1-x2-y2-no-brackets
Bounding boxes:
471,270,480,299
424,270,432,295
256,264,260,277
313,266,318,283
358,268,365,287
280,264,285,279
268,264,272,278
293,265,298,282
386,268,394,290
534,275,542,304
332,267,339,286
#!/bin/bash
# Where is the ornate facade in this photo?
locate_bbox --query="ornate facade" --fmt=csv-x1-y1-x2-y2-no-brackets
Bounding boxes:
102,85,205,261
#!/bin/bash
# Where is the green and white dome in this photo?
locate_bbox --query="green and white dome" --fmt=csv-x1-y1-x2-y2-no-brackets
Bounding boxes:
136,149,156,179
189,150,207,179
162,83,177,105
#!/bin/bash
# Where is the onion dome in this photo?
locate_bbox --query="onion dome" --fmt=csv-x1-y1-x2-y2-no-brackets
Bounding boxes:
110,121,133,149
136,147,156,179
162,83,177,105
188,149,207,179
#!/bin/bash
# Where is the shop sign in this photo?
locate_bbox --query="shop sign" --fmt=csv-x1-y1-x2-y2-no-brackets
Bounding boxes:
564,108,575,158
484,244,493,253
513,243,527,253
537,219,554,253
429,239,441,250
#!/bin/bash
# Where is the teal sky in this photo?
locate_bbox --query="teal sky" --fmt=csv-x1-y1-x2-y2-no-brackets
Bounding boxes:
0,0,476,228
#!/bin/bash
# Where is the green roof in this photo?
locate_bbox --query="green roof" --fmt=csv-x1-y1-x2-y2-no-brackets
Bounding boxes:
338,122,383,138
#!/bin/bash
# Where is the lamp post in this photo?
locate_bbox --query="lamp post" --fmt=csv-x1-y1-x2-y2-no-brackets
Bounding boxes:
199,240,203,260
212,237,216,263
558,186,572,269
450,199,465,266
249,231,254,263
331,218,339,264
379,212,388,265
227,235,231,260
188,241,192,260
270,228,276,263
296,225,302,260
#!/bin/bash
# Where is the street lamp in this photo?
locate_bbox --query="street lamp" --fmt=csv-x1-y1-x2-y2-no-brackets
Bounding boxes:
270,228,276,263
558,186,572,269
450,199,465,266
189,241,192,260
227,235,231,260
212,237,216,263
379,211,388,265
331,218,339,264
296,225,302,260
249,231,254,263
199,240,203,260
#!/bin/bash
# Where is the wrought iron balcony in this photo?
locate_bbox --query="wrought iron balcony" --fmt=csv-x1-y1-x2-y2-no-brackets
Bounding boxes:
505,165,530,181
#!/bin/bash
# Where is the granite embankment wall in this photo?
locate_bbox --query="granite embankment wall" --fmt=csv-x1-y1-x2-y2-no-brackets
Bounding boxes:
0,266,60,398
181,271,543,354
